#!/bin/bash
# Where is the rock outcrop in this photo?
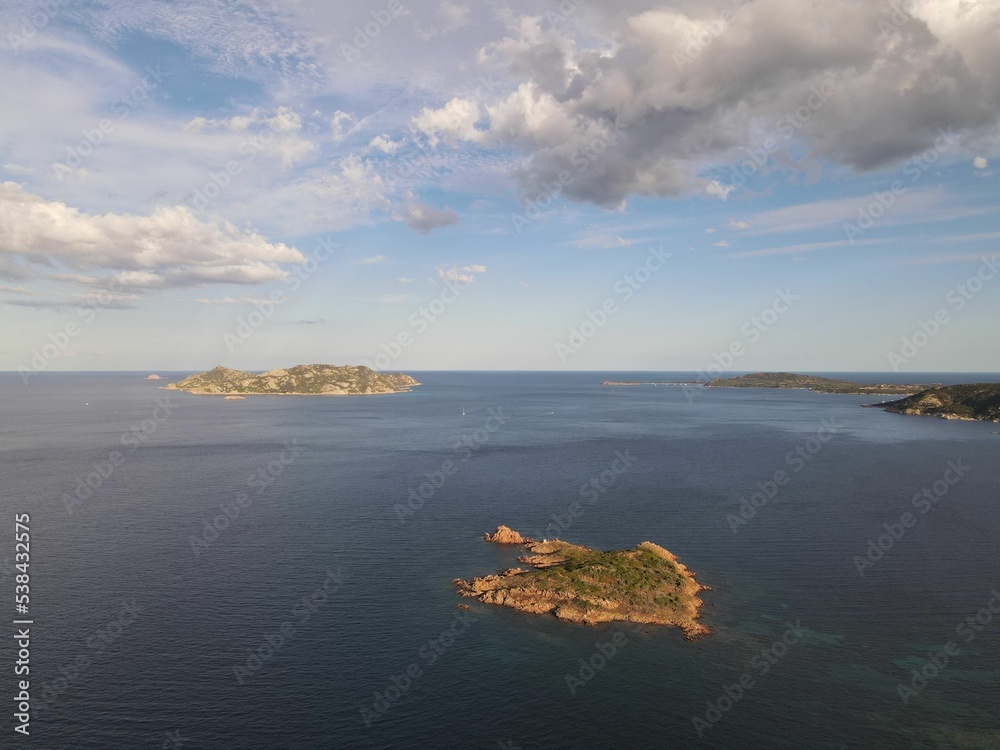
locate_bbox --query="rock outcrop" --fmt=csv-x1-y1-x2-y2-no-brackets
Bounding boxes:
483,525,525,544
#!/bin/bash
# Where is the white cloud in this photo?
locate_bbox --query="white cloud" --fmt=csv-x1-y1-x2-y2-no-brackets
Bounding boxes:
0,182,303,289
705,181,735,201
974,156,989,170
411,98,484,147
713,240,730,248
369,134,400,154
437,264,486,284
396,277,416,284
331,111,357,142
728,220,750,230
193,296,277,305
3,163,36,175
357,255,388,265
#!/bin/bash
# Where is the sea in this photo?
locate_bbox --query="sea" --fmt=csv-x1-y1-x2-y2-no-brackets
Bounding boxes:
1,371,998,749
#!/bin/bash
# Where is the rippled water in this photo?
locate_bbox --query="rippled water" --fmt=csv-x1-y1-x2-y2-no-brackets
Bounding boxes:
1,371,998,749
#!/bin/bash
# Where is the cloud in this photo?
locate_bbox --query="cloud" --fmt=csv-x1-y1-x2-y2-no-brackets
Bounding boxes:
3,163,35,175
184,107,317,168
411,98,484,147
368,134,400,154
193,296,281,305
705,180,734,201
713,240,730,248
974,156,989,170
437,264,486,284
400,200,458,234
357,255,388,265
396,277,416,284
728,220,749,230
415,1,1000,207
0,182,303,289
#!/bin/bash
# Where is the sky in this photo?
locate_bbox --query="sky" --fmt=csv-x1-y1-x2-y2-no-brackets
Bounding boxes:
1,0,998,374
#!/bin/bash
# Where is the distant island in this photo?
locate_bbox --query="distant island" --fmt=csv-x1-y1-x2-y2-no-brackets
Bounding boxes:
165,364,420,396
602,380,697,386
455,527,708,639
145,374,163,380
705,372,932,395
869,384,1000,422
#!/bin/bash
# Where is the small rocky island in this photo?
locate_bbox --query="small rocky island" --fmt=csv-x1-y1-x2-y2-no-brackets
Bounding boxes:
145,374,163,380
870,384,1000,422
166,364,419,396
455,527,708,639
706,372,932,395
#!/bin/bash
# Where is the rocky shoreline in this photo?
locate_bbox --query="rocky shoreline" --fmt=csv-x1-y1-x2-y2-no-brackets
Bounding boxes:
455,528,709,639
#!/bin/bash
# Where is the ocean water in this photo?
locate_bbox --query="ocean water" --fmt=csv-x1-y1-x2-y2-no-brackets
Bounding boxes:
1,371,998,749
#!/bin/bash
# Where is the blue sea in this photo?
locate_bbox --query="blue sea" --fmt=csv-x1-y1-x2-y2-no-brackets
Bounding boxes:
1,371,999,749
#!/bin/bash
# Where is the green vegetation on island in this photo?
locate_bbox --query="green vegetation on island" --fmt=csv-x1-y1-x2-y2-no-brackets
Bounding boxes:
705,372,932,395
871,384,1000,422
166,364,420,396
455,529,708,638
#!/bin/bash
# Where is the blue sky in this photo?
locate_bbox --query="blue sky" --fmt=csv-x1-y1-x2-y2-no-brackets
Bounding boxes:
1,0,998,373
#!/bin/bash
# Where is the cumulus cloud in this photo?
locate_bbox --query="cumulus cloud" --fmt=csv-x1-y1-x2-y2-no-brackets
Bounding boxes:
0,182,303,289
974,156,989,170
411,98,484,147
414,0,1000,207
400,200,459,234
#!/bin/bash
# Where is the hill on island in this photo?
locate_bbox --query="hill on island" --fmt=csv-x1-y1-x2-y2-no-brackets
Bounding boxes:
705,372,931,395
872,384,1000,422
456,531,708,639
166,364,419,396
